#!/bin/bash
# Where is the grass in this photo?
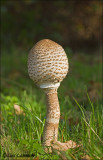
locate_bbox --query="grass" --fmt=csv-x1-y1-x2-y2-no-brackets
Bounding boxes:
0,46,103,159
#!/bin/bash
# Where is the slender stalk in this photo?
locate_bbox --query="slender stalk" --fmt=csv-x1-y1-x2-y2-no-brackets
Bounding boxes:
43,88,78,153
43,88,60,150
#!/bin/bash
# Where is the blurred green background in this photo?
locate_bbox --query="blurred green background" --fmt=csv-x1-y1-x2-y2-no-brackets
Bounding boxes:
1,0,102,105
1,1,102,51
0,1,103,159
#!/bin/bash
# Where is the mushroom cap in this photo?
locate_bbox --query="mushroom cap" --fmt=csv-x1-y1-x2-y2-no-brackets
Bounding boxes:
28,39,69,87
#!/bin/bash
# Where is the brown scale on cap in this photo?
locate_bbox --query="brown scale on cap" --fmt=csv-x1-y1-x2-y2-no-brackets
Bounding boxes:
28,39,69,87
28,39,79,154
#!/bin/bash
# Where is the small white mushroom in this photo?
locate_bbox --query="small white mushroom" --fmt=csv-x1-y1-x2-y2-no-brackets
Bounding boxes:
28,39,77,152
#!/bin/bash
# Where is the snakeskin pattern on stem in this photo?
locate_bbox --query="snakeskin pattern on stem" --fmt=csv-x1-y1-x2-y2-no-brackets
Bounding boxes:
43,88,60,149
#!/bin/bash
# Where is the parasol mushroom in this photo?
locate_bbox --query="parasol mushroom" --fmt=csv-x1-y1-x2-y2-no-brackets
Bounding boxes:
28,39,77,152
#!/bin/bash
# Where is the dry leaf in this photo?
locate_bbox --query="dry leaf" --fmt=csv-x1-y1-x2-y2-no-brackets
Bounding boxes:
14,104,25,115
33,156,39,160
52,140,80,151
81,154,92,160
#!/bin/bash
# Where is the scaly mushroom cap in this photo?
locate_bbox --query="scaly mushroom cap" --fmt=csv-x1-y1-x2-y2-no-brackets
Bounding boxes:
28,39,69,88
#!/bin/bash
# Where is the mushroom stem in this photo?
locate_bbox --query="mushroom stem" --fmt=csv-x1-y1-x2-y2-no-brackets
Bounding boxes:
43,88,60,151
43,88,78,153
